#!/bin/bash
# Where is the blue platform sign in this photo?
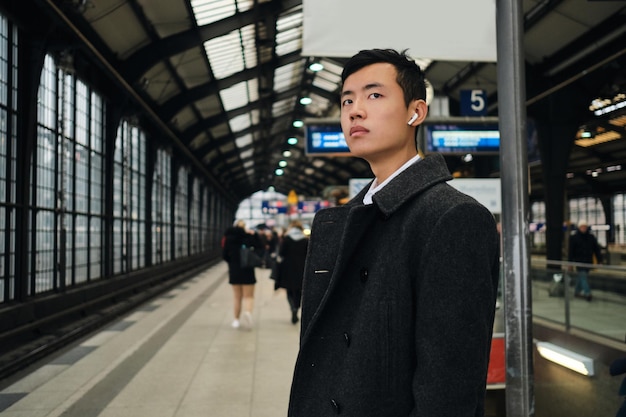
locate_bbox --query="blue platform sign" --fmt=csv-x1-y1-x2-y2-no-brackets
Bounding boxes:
460,89,487,116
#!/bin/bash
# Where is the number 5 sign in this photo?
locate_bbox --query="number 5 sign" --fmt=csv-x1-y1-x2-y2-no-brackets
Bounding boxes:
460,89,487,116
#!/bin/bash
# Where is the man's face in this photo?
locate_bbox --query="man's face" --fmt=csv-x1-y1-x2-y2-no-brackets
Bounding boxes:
340,63,415,164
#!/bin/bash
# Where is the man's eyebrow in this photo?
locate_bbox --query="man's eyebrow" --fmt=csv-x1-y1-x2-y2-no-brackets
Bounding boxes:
341,82,383,97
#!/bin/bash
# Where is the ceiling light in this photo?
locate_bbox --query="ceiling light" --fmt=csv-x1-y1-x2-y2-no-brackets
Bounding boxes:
282,150,292,157
300,97,313,105
575,131,620,147
309,62,324,72
609,115,626,127
275,168,284,176
536,341,594,376
293,120,304,128
279,160,287,167
287,137,298,145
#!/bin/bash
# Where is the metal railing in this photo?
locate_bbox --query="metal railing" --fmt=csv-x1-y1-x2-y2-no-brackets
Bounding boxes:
528,257,626,343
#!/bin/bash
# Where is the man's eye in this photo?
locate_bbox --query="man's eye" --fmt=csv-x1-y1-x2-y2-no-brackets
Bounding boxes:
341,99,352,106
369,93,381,99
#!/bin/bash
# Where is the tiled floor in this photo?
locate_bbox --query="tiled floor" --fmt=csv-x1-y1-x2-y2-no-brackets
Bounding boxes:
0,263,300,417
0,260,624,417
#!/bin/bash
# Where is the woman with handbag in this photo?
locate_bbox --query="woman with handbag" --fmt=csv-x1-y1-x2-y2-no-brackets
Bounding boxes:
222,220,262,330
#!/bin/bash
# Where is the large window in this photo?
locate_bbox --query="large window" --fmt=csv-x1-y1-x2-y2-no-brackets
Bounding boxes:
113,120,146,273
33,55,57,293
152,148,172,264
32,54,106,294
175,166,190,258
0,15,17,303
190,179,201,254
613,194,626,246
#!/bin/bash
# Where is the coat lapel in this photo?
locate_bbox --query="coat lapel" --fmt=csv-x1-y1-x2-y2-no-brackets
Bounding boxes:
301,154,453,343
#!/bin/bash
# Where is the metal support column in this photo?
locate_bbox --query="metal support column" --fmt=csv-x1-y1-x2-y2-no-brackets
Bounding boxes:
496,0,535,416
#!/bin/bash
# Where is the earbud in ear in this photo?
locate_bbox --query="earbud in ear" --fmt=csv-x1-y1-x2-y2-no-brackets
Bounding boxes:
407,113,418,125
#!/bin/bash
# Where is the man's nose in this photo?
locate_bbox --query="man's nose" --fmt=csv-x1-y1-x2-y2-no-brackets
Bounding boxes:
349,103,365,120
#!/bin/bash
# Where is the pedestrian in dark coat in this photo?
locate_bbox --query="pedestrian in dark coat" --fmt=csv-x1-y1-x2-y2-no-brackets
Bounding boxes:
277,220,309,324
288,49,500,417
222,220,262,330
568,220,603,301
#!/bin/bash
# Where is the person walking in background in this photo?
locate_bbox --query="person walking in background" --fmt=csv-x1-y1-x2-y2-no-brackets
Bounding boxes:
222,220,262,329
277,220,309,324
288,48,500,416
569,219,603,301
263,227,280,269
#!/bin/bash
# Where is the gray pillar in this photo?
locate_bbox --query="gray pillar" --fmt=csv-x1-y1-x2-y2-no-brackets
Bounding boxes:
496,1,535,416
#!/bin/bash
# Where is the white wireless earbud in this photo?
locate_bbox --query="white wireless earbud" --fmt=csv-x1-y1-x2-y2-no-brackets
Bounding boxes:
407,113,418,125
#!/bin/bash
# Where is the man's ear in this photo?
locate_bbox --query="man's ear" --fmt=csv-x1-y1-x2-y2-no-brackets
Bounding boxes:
409,99,428,125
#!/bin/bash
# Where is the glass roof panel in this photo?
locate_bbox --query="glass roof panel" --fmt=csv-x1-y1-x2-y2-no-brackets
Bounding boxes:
191,0,236,26
273,62,300,93
247,78,259,103
236,133,253,149
204,31,244,79
220,82,249,111
236,0,254,12
275,9,302,56
272,97,295,117
229,113,251,133
312,76,339,93
240,24,258,68
276,28,302,56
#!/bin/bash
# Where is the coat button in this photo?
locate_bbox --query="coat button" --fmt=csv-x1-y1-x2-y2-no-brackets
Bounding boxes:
330,398,341,414
359,267,369,283
343,332,351,347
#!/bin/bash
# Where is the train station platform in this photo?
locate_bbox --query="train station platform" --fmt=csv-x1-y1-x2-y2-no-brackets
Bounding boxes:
0,263,299,417
0,260,624,417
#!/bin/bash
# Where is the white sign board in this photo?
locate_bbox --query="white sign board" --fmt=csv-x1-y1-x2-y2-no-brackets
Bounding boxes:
448,178,501,214
302,0,497,62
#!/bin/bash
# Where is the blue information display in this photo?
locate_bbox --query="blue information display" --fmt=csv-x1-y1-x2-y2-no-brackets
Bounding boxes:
425,122,499,154
305,120,351,156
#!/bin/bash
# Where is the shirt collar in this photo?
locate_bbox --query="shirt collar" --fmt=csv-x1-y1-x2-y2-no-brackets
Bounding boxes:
363,154,421,205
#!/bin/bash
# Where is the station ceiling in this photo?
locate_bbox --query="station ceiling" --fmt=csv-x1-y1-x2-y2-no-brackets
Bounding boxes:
9,0,626,204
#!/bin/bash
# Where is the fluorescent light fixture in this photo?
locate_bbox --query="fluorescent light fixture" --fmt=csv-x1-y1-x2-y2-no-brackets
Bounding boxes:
536,341,594,376
309,62,324,72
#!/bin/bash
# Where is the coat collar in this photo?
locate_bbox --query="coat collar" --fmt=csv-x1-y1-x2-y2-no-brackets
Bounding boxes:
347,153,453,217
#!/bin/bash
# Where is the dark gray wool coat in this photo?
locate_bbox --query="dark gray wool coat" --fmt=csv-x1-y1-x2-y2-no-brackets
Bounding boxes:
288,153,500,417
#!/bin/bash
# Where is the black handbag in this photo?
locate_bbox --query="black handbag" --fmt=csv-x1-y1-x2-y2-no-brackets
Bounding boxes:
270,259,282,281
240,246,262,268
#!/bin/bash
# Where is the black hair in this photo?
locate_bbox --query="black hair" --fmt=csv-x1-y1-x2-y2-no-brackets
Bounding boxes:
341,48,426,107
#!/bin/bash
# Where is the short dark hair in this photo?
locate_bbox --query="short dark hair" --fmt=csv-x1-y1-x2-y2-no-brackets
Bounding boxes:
341,49,426,107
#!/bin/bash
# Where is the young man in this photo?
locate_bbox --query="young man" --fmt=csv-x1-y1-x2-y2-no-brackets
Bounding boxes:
288,49,500,416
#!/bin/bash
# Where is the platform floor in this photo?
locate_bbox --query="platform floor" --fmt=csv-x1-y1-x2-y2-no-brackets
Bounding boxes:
1,262,625,417
0,263,299,417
